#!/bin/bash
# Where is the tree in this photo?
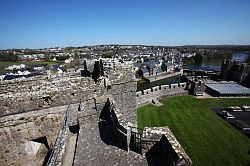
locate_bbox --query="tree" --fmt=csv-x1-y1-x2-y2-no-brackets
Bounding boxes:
64,47,74,53
81,60,91,77
247,55,250,63
92,61,101,83
0,53,18,62
99,59,104,76
102,51,113,58
44,54,51,61
56,55,70,61
194,53,203,64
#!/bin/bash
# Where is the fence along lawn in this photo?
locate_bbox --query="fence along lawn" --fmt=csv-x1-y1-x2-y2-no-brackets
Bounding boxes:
137,95,250,166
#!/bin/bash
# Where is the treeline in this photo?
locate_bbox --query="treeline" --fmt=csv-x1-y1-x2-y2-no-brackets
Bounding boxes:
180,45,250,51
102,51,114,58
0,53,19,62
202,50,233,61
192,50,233,64
51,55,70,61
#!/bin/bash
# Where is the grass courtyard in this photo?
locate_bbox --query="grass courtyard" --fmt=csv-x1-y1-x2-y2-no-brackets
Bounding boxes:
137,95,250,166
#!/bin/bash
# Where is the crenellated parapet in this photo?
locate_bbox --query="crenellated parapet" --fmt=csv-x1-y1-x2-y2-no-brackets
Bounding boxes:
136,83,188,107
91,97,192,165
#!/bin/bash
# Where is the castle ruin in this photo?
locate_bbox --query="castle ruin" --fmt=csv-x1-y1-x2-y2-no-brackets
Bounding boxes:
0,61,192,166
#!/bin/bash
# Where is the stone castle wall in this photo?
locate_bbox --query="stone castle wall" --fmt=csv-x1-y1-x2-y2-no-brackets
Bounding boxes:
0,105,68,165
110,81,137,125
0,69,139,165
136,82,188,107
0,68,193,165
0,71,137,118
0,75,94,116
221,59,250,88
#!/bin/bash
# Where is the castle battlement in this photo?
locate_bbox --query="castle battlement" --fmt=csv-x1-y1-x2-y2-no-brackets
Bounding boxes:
136,82,188,107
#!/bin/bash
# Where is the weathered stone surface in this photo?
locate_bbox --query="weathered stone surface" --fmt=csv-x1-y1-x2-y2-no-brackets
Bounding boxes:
25,141,42,156
143,127,192,165
73,96,192,166
74,116,148,166
0,71,138,125
136,83,188,107
0,67,193,166
0,106,66,165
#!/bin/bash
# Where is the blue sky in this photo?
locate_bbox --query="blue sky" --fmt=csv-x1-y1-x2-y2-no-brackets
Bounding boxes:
0,0,250,49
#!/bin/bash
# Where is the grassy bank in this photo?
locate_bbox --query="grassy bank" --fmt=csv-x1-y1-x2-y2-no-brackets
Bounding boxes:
137,95,250,166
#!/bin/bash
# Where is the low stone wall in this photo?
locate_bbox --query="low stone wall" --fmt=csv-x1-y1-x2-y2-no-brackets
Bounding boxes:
0,72,138,121
142,127,192,165
0,105,67,165
0,75,95,116
136,82,188,107
107,98,192,165
0,73,81,94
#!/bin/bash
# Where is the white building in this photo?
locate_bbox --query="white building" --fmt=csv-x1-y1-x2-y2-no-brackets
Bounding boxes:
5,64,26,70
65,57,74,64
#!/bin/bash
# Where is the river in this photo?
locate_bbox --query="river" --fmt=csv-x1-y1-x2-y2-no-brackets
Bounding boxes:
137,52,249,91
185,52,249,71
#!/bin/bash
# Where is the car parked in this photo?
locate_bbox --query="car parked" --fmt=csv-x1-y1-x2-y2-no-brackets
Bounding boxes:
220,111,235,120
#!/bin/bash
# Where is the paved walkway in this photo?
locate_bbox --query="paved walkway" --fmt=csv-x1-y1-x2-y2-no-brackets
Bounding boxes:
195,92,213,99
152,99,163,107
195,92,250,99
74,115,147,166
63,134,77,166
145,72,181,82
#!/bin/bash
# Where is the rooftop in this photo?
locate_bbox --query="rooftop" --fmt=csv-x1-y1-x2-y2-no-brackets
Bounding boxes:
205,82,250,95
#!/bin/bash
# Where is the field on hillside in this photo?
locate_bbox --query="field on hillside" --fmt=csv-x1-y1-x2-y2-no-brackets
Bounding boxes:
0,61,64,71
137,96,250,166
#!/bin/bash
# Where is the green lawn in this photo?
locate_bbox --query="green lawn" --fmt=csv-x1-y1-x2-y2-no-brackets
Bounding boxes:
137,95,250,166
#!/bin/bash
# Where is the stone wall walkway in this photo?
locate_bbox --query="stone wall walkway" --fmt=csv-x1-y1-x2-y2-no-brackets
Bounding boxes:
74,116,147,166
